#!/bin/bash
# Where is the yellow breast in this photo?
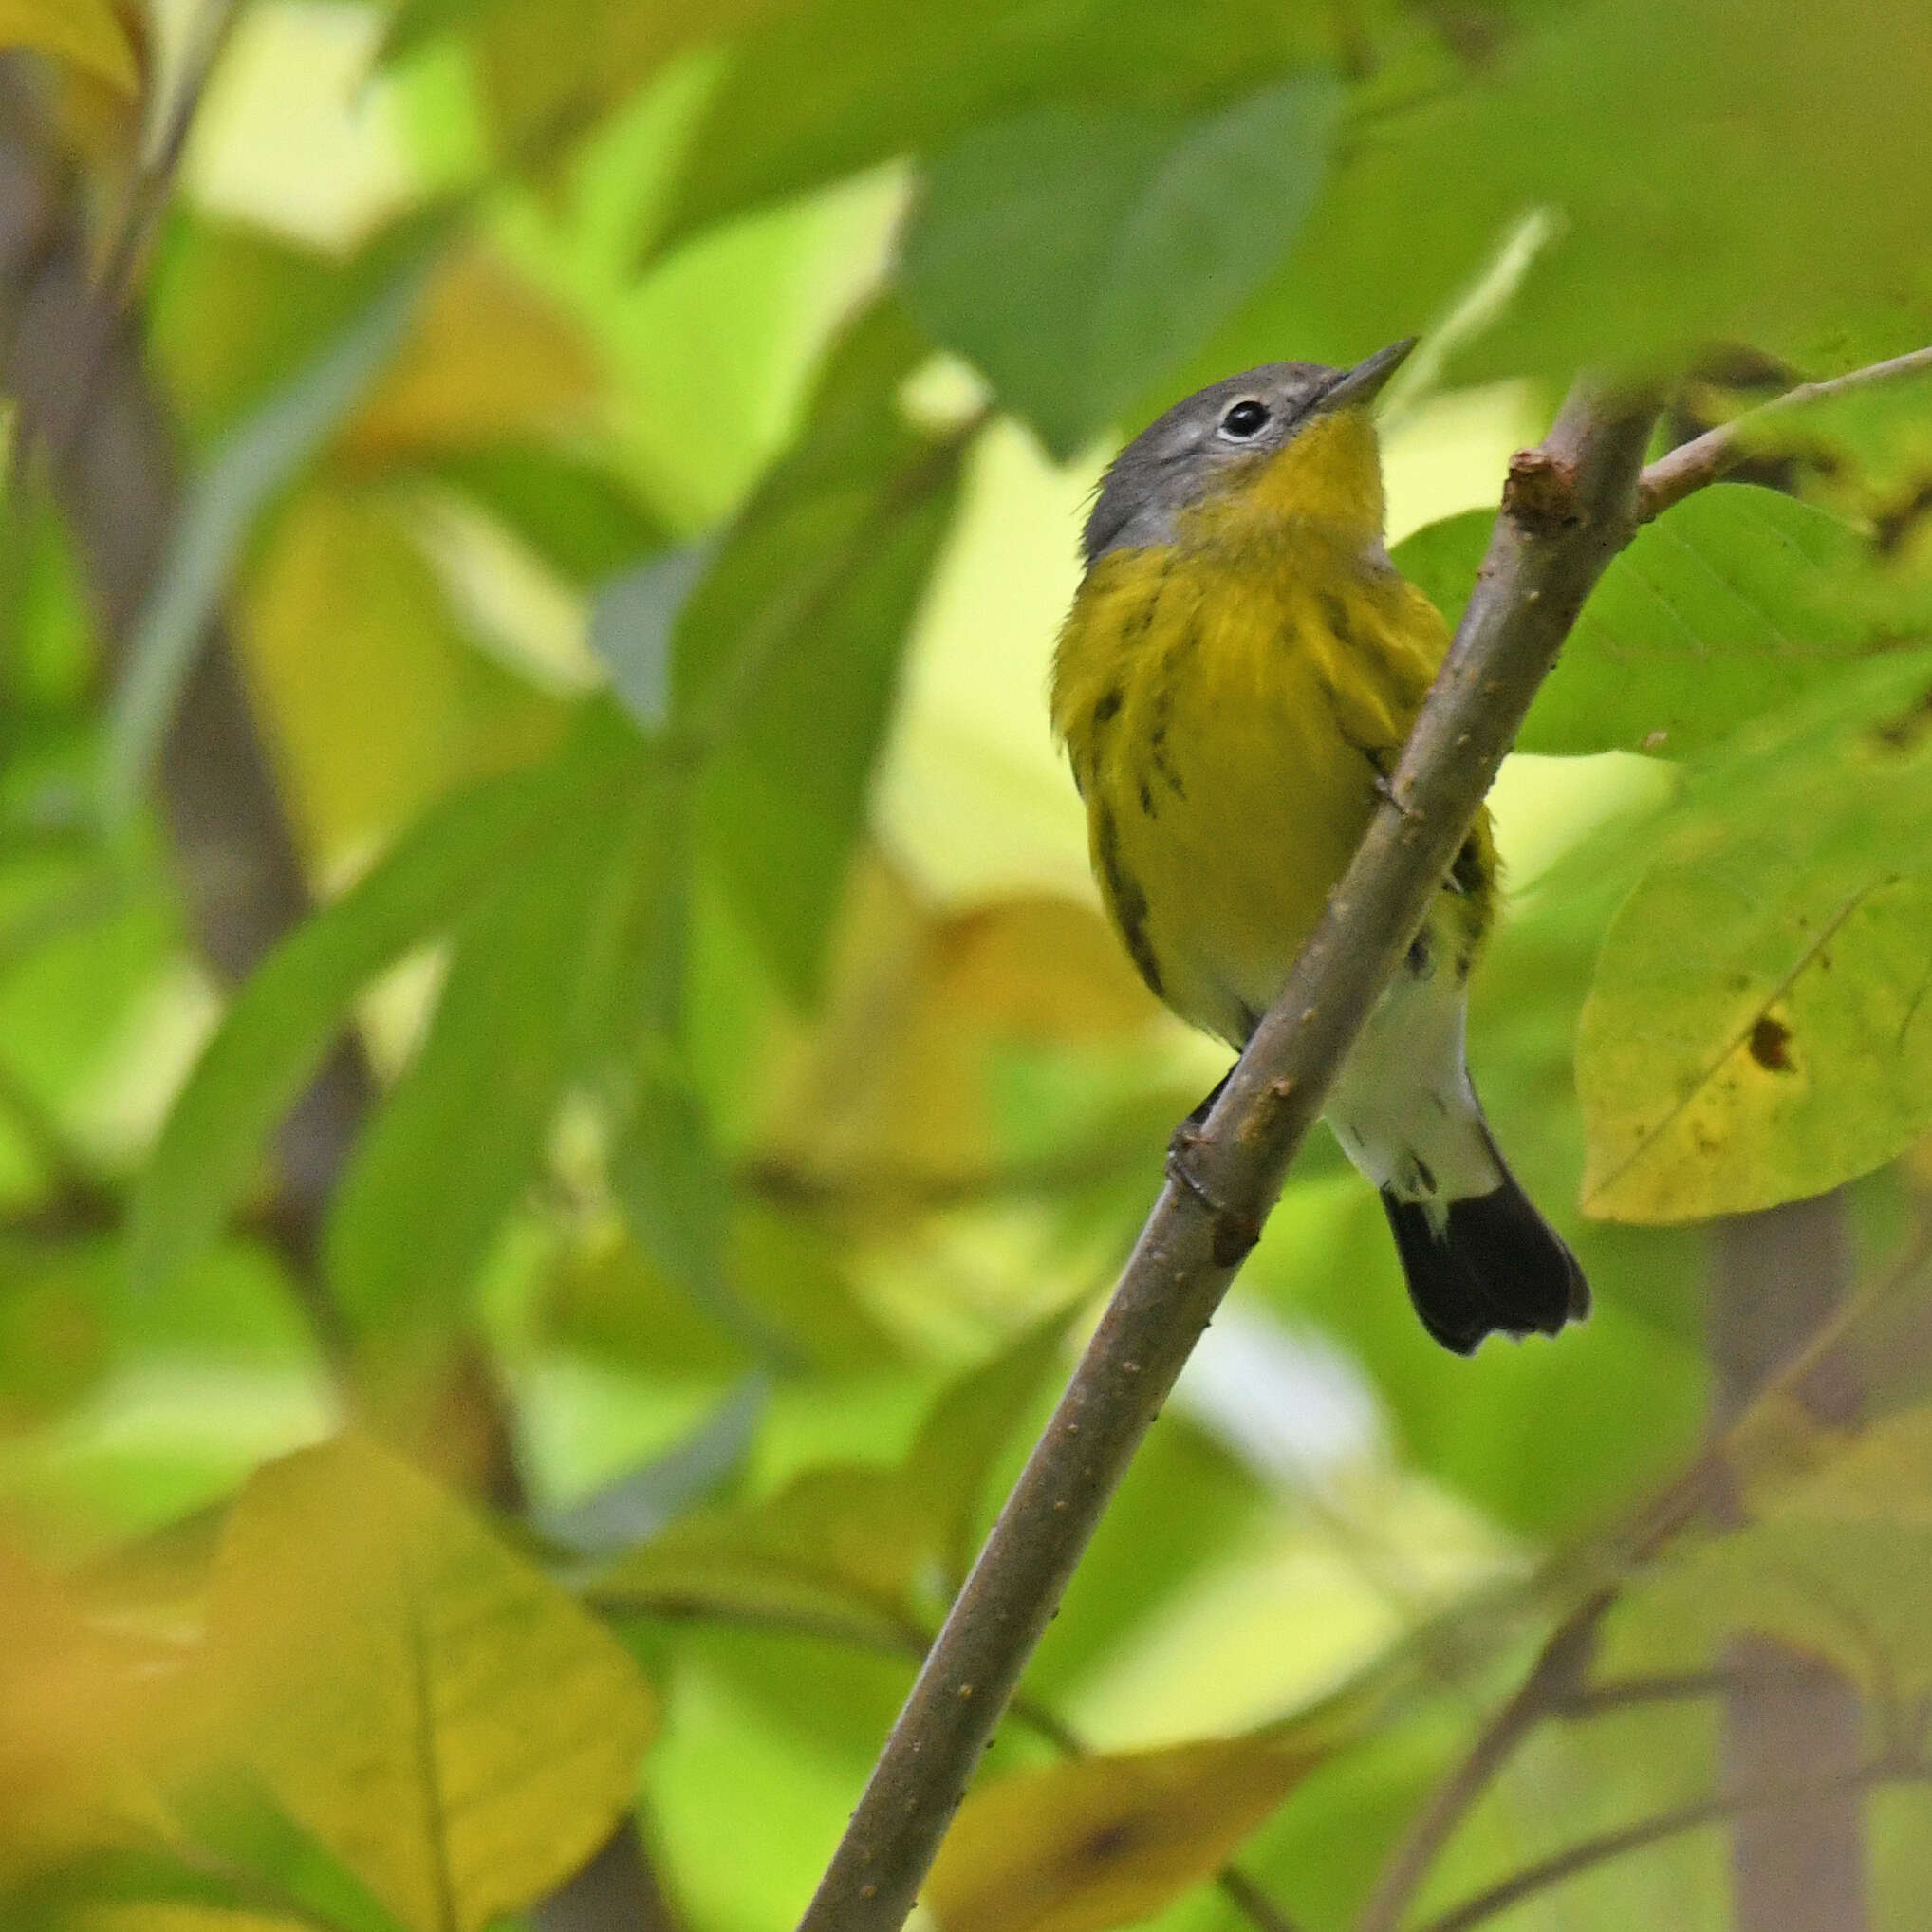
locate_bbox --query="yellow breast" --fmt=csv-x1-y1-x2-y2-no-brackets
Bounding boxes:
1051,522,1492,1046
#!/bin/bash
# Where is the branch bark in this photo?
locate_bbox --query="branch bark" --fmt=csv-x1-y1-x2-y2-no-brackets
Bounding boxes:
793,385,1663,1932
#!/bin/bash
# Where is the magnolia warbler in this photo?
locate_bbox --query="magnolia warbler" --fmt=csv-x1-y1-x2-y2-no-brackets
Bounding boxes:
1051,339,1588,1353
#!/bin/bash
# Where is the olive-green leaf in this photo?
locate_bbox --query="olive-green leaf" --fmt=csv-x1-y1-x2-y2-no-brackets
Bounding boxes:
591,1315,1068,1636
0,0,139,92
670,305,974,1001
130,768,555,1300
325,706,665,1336
901,78,1342,459
656,0,1337,249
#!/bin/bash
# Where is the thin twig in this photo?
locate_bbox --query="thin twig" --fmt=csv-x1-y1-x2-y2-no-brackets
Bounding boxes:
1217,1865,1311,1932
1551,1670,1733,1720
1352,1597,1608,1932
1409,1761,1925,1932
1637,343,1932,521
793,381,1662,1932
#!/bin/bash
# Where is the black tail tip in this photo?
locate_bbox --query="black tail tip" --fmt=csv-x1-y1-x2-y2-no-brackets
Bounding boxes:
1380,1180,1590,1356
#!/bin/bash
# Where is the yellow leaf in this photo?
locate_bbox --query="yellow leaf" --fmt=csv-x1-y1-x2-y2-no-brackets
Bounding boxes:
1765,1407,1932,1528
924,1738,1308,1932
205,1434,656,1932
757,857,1163,1197
0,0,139,93
0,1543,176,1883
341,251,604,466
241,483,565,869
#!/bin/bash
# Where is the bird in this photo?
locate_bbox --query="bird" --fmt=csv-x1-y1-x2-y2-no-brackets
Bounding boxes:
1050,338,1588,1353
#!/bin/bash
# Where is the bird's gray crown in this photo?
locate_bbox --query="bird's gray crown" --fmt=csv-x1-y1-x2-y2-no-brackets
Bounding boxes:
1081,362,1341,566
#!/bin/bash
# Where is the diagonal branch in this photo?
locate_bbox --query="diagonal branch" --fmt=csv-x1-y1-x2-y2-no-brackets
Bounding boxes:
793,382,1663,1932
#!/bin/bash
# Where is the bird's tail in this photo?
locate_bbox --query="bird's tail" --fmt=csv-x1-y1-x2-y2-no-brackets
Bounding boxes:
1379,1127,1589,1355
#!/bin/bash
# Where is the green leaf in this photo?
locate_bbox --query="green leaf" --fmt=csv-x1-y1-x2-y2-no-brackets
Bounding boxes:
1202,0,1932,389
325,706,667,1336
657,0,1340,248
925,1737,1311,1932
205,1434,657,1932
533,1375,769,1558
168,1768,417,1932
1392,486,1932,758
130,769,556,1300
1764,1407,1932,1530
606,1068,795,1362
591,1315,1068,1635
672,304,974,1000
105,247,440,826
1610,1518,1932,1697
0,1848,252,1932
901,1313,1069,1586
901,79,1343,458
1579,651,1932,1222
428,447,668,587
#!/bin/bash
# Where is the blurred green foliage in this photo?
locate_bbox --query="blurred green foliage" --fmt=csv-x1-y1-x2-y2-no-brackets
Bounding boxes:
3,2,1932,1930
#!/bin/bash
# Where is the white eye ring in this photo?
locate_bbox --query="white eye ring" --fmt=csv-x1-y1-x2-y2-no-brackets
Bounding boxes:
1217,399,1273,440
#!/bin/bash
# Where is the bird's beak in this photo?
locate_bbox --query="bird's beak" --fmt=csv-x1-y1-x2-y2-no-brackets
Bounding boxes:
1317,336,1419,414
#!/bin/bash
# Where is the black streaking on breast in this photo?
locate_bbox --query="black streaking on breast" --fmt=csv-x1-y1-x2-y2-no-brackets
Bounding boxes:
1317,588,1361,651
1096,805,1162,999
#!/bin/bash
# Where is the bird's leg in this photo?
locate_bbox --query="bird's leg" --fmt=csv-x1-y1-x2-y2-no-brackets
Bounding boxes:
1165,1070,1262,1266
1370,767,1427,825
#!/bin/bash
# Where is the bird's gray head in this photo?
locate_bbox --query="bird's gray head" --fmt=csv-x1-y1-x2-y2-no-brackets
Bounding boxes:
1081,339,1416,566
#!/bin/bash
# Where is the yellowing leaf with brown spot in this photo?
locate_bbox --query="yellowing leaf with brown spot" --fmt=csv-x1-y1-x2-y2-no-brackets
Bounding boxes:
0,0,139,92
341,251,604,467
1579,652,1932,1223
923,1738,1308,1932
204,1433,655,1932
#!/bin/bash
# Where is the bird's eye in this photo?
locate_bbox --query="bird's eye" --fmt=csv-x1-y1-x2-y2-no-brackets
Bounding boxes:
1218,399,1272,439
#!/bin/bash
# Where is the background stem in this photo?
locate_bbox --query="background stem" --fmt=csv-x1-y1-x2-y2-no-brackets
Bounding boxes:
1709,1193,1868,1932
